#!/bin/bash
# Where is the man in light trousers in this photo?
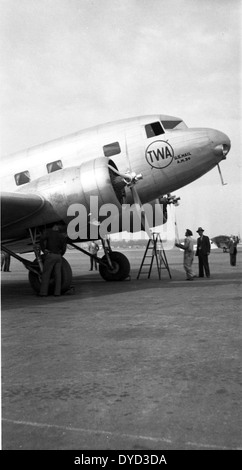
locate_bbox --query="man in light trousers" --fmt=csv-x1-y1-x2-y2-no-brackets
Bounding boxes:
175,229,195,280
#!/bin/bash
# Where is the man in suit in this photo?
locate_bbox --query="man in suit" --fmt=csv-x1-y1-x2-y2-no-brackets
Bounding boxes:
228,235,239,266
196,227,211,278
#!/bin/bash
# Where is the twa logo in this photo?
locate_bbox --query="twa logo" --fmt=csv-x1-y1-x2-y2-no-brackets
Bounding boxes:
145,140,174,169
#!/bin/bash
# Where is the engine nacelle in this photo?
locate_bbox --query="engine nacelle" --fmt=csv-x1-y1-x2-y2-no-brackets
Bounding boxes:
41,157,125,217
13,158,126,237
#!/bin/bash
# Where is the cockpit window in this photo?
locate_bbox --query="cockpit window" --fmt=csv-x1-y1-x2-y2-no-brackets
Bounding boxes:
46,160,63,173
14,170,31,186
145,121,165,138
103,142,121,157
161,120,187,130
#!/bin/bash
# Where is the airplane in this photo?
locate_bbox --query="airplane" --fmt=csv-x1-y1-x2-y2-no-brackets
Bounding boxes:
211,235,239,252
1,114,231,293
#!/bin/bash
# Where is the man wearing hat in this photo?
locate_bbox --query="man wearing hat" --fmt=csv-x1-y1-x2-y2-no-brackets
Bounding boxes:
195,227,211,278
175,229,195,280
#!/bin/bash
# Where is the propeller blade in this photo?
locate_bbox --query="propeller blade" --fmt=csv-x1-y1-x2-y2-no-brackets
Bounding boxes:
130,186,152,239
130,184,142,206
107,163,151,238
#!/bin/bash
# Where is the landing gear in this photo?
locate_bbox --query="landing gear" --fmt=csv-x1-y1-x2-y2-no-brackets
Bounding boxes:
68,237,131,281
28,256,73,294
2,230,129,292
99,251,130,281
98,236,130,281
2,226,73,295
27,227,72,294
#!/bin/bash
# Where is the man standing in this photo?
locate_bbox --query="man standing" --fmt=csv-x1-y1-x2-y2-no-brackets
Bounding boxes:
1,252,11,271
228,236,239,266
39,223,67,296
175,229,195,280
88,241,99,271
195,227,211,278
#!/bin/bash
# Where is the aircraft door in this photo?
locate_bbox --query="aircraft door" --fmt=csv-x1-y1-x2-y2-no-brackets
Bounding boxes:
100,132,129,177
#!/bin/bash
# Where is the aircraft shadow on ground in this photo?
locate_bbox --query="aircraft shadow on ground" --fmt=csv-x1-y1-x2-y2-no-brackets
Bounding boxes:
1,267,241,311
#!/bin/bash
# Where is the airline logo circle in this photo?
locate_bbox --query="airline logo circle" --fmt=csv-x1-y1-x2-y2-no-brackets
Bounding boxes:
145,140,174,169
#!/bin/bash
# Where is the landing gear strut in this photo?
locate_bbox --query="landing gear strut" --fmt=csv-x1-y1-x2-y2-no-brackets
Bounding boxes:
27,227,73,294
99,237,130,281
1,227,73,295
68,237,131,281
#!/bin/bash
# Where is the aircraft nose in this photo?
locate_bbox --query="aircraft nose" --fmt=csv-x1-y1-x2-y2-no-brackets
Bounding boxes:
209,129,231,160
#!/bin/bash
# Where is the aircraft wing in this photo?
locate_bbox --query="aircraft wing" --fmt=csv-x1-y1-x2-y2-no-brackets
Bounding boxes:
1,191,45,229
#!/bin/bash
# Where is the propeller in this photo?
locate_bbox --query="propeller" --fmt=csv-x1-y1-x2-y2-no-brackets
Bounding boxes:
107,164,152,239
123,130,152,239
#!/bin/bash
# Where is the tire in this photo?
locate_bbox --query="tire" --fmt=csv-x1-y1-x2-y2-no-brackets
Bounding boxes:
28,257,73,294
99,251,130,281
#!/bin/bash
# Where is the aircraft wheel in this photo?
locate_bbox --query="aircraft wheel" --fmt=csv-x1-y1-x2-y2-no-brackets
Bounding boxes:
99,251,130,281
28,257,73,294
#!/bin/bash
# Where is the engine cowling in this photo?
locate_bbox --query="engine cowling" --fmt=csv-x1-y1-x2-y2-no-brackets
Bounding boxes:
11,158,126,239
40,157,125,216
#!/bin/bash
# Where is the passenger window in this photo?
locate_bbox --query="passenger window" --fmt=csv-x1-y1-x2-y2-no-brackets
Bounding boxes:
14,170,31,186
145,122,164,138
103,142,121,157
46,160,63,173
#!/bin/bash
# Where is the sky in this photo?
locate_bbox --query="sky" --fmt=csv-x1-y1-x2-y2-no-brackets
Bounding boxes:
0,0,241,239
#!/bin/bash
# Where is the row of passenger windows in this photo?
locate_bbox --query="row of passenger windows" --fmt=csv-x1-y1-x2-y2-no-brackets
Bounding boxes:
14,148,122,186
14,160,64,186
14,121,166,185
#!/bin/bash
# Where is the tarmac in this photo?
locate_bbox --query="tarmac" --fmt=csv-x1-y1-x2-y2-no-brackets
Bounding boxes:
1,247,241,450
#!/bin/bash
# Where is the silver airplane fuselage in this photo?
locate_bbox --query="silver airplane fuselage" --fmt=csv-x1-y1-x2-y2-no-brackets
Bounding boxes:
1,114,231,242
